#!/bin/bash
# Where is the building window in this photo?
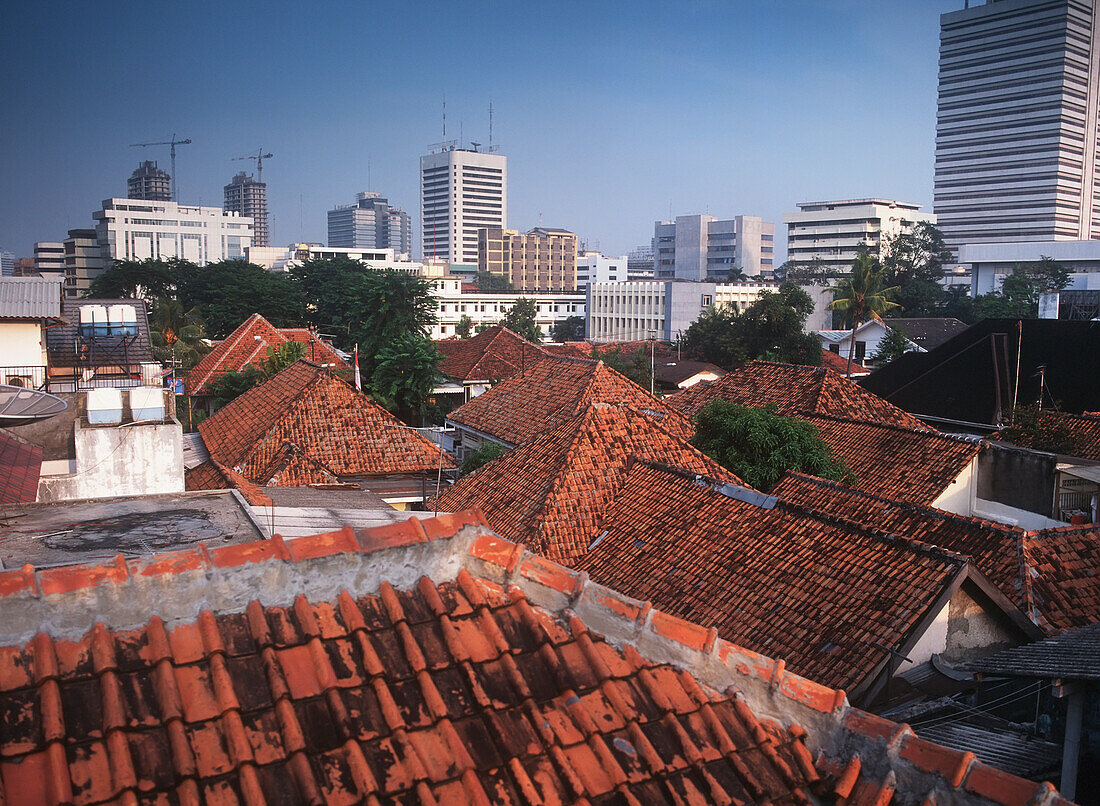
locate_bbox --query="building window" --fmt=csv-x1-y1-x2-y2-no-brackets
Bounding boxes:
701,294,712,307
829,344,840,354
855,341,867,360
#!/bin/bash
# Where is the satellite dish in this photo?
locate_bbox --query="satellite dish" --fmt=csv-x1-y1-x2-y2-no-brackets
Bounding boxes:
0,384,67,427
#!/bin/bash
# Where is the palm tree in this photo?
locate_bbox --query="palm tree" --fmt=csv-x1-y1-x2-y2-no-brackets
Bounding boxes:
827,251,899,377
149,296,208,375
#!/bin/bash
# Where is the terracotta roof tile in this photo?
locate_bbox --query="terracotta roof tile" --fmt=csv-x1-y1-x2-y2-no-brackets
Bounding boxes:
540,342,590,358
0,511,1061,805
434,403,739,565
435,325,549,383
198,360,452,485
668,359,927,430
184,459,274,506
821,349,869,376
448,355,680,446
0,431,42,505
805,415,981,505
1023,523,1100,631
185,313,347,396
576,461,1022,697
999,409,1100,461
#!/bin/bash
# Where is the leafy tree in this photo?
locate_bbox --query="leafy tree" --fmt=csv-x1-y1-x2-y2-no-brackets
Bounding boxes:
596,346,653,393
455,315,474,338
178,260,305,338
500,298,542,342
725,266,747,284
682,282,820,370
475,271,514,293
369,334,442,424
149,296,208,372
691,400,853,492
208,366,265,409
459,442,508,475
1000,404,1085,456
779,257,834,286
871,327,916,364
85,258,181,300
973,256,1072,320
828,251,899,377
551,315,585,342
941,285,977,324
879,222,953,316
260,341,306,377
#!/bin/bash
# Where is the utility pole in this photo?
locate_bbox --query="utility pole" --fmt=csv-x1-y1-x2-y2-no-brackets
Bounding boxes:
130,134,192,201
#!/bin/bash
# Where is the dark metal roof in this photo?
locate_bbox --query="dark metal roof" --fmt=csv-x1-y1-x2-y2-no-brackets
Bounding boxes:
46,298,155,368
917,722,1061,780
887,317,970,351
965,622,1100,680
0,277,62,320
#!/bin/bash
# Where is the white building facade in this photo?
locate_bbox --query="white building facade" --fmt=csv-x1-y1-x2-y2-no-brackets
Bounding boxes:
935,0,1100,252
783,199,936,274
653,214,774,280
586,280,774,343
246,244,445,277
93,198,253,265
420,146,507,268
429,277,584,340
575,252,627,291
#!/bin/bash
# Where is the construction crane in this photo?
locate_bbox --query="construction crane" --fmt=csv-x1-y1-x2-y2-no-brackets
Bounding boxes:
129,133,192,201
233,149,274,182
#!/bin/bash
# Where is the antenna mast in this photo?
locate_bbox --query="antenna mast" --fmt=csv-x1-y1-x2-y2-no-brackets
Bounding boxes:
489,100,494,151
442,94,446,140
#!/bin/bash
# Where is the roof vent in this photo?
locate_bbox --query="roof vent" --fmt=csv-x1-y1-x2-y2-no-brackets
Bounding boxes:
714,481,778,509
87,388,123,425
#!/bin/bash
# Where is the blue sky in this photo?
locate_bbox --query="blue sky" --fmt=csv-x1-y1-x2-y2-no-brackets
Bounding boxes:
0,0,962,260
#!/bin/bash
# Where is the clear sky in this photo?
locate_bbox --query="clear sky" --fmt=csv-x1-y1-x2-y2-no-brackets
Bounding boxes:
0,0,962,261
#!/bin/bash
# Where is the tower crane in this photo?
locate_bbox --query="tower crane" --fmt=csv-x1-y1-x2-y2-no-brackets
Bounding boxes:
233,149,274,182
129,133,192,201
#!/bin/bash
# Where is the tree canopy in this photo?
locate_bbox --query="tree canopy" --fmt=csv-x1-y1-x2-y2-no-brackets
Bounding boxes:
879,222,953,317
871,326,916,365
828,252,899,376
691,400,853,492
500,298,542,343
551,315,585,342
682,282,820,370
972,257,1072,319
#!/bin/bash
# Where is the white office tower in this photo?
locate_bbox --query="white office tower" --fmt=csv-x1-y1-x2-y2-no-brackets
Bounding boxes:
421,145,506,267
93,198,253,264
935,0,1100,251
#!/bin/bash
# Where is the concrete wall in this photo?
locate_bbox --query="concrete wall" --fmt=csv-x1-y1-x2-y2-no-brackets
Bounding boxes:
976,442,1057,518
38,417,184,502
0,322,46,371
931,457,977,517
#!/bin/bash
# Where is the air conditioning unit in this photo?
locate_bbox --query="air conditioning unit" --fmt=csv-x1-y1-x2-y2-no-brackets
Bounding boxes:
129,387,165,421
87,388,123,425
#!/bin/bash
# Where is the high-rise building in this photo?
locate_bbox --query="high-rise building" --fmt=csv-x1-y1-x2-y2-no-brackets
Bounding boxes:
61,230,105,298
626,245,655,279
421,145,507,267
34,242,64,276
478,227,578,292
652,214,774,280
224,172,269,247
127,161,171,202
13,258,35,277
935,0,1100,251
327,192,411,256
0,251,13,278
783,199,937,274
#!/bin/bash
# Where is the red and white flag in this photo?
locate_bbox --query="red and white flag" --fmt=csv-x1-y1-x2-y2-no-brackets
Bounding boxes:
353,345,362,391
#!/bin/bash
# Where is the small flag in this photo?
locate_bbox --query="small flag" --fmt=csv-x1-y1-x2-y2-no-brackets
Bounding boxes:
353,345,362,391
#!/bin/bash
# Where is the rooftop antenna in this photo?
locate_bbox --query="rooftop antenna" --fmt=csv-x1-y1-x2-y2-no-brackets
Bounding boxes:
489,100,494,151
442,94,446,140
367,158,371,191
460,120,463,149
130,133,192,201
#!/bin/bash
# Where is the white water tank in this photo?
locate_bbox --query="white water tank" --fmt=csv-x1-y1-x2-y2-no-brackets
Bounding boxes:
108,304,138,336
129,387,165,421
90,305,109,337
78,306,95,337
87,388,123,425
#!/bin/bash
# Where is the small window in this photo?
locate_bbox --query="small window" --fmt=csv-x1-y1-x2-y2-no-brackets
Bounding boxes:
829,344,840,354
855,341,867,360
701,294,712,306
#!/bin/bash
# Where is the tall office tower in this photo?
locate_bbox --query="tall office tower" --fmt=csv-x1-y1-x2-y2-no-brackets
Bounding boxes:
0,251,13,277
478,227,578,291
34,242,65,276
421,145,507,266
127,161,172,202
328,192,412,255
935,0,1100,252
652,214,774,280
224,172,269,247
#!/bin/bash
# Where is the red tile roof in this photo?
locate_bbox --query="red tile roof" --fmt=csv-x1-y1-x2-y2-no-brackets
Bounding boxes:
999,409,1100,461
576,461,1038,698
184,459,274,506
448,356,681,447
185,313,347,396
197,360,452,486
434,403,739,565
435,325,548,383
1023,523,1100,632
0,431,42,505
0,511,1061,805
667,359,928,430
540,342,590,358
805,415,980,505
821,349,869,376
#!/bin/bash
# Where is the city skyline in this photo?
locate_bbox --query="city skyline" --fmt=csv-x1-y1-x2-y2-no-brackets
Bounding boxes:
1,1,960,259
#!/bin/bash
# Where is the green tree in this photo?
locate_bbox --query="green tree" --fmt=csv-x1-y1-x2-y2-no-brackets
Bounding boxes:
500,298,542,342
779,257,834,286
828,251,899,377
178,260,305,338
691,400,853,492
459,442,508,475
475,271,515,293
880,222,953,316
682,282,820,370
455,315,474,338
1000,405,1085,456
370,334,442,424
941,285,977,324
871,327,916,364
596,346,653,392
260,341,306,377
85,258,182,300
551,315,585,341
206,342,306,408
973,256,1072,320
149,296,208,373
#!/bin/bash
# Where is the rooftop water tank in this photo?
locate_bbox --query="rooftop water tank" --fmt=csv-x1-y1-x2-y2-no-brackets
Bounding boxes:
89,305,109,338
87,388,123,425
108,304,138,337
129,387,165,421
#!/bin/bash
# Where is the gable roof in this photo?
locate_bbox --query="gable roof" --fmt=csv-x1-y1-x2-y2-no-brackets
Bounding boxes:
448,355,680,447
887,317,969,351
435,325,550,383
0,431,42,504
653,359,725,387
667,360,929,430
539,342,590,358
434,403,737,566
805,415,981,505
184,458,273,506
821,349,869,376
576,461,1035,698
999,409,1100,461
0,277,62,320
0,510,1061,805
198,360,451,485
184,313,347,396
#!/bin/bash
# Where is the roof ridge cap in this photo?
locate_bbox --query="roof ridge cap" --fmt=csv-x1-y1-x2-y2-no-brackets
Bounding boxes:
808,412,973,441
190,312,276,392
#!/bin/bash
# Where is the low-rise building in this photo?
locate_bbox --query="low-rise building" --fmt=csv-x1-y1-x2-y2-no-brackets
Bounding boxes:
429,276,584,340
477,226,578,292
586,279,774,343
0,276,62,389
653,213,774,279
246,243,439,275
434,325,549,401
93,197,253,266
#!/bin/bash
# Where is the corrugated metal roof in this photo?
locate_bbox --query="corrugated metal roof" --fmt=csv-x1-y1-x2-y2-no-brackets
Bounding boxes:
0,277,62,320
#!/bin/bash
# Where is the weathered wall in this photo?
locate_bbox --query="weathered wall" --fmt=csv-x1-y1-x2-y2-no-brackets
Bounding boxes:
38,417,184,502
976,442,1056,518
931,457,977,516
942,583,1019,663
5,392,82,461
